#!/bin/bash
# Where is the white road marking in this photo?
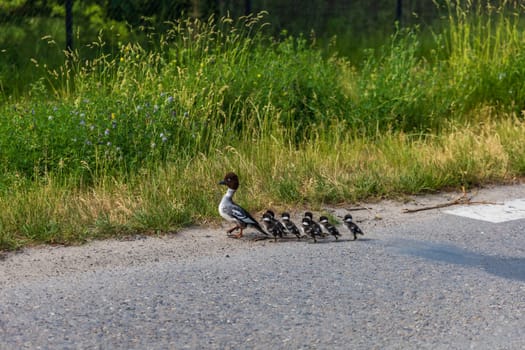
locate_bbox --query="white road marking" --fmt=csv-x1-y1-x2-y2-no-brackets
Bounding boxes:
445,198,525,223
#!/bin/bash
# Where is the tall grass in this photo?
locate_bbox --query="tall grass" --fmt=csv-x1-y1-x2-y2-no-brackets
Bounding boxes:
441,0,525,114
1,12,350,184
1,2,525,250
1,116,524,250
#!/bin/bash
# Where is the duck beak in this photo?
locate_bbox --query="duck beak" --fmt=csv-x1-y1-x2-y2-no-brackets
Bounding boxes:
219,180,226,185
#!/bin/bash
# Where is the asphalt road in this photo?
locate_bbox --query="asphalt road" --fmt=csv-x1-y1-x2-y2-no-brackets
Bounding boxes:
1,186,525,349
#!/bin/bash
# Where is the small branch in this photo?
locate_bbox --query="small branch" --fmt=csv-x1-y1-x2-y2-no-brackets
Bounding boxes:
403,192,502,213
347,206,371,212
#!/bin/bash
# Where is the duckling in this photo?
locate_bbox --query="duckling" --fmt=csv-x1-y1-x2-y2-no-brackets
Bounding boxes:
281,212,302,240
265,210,288,237
343,214,364,240
319,216,341,241
262,211,285,242
304,212,326,238
301,213,323,243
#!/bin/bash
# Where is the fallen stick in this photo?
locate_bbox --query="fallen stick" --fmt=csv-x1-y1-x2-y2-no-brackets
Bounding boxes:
347,206,371,212
402,192,502,213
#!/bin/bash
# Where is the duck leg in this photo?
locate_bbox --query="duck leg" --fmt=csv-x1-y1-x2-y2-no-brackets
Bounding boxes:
230,227,243,239
226,225,240,236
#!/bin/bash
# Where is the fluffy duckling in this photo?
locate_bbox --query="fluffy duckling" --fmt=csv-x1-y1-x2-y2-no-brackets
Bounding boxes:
262,211,285,242
281,212,302,240
343,214,364,240
319,216,341,241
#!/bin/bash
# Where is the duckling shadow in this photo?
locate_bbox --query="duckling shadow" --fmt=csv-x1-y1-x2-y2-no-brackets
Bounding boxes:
297,237,373,244
321,238,372,243
389,239,525,282
240,233,305,242
277,237,355,244
241,233,374,244
349,237,373,242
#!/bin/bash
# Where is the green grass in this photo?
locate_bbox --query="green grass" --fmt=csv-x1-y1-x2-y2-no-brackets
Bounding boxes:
2,3,525,250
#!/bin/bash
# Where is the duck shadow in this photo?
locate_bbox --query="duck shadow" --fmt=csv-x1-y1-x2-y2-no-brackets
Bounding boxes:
311,237,373,244
241,233,373,244
389,239,525,282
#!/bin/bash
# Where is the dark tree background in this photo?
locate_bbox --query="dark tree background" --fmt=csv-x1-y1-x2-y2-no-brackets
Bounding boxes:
0,0,445,39
0,0,454,96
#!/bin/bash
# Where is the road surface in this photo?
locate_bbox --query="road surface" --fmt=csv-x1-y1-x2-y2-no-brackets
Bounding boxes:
1,184,524,349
